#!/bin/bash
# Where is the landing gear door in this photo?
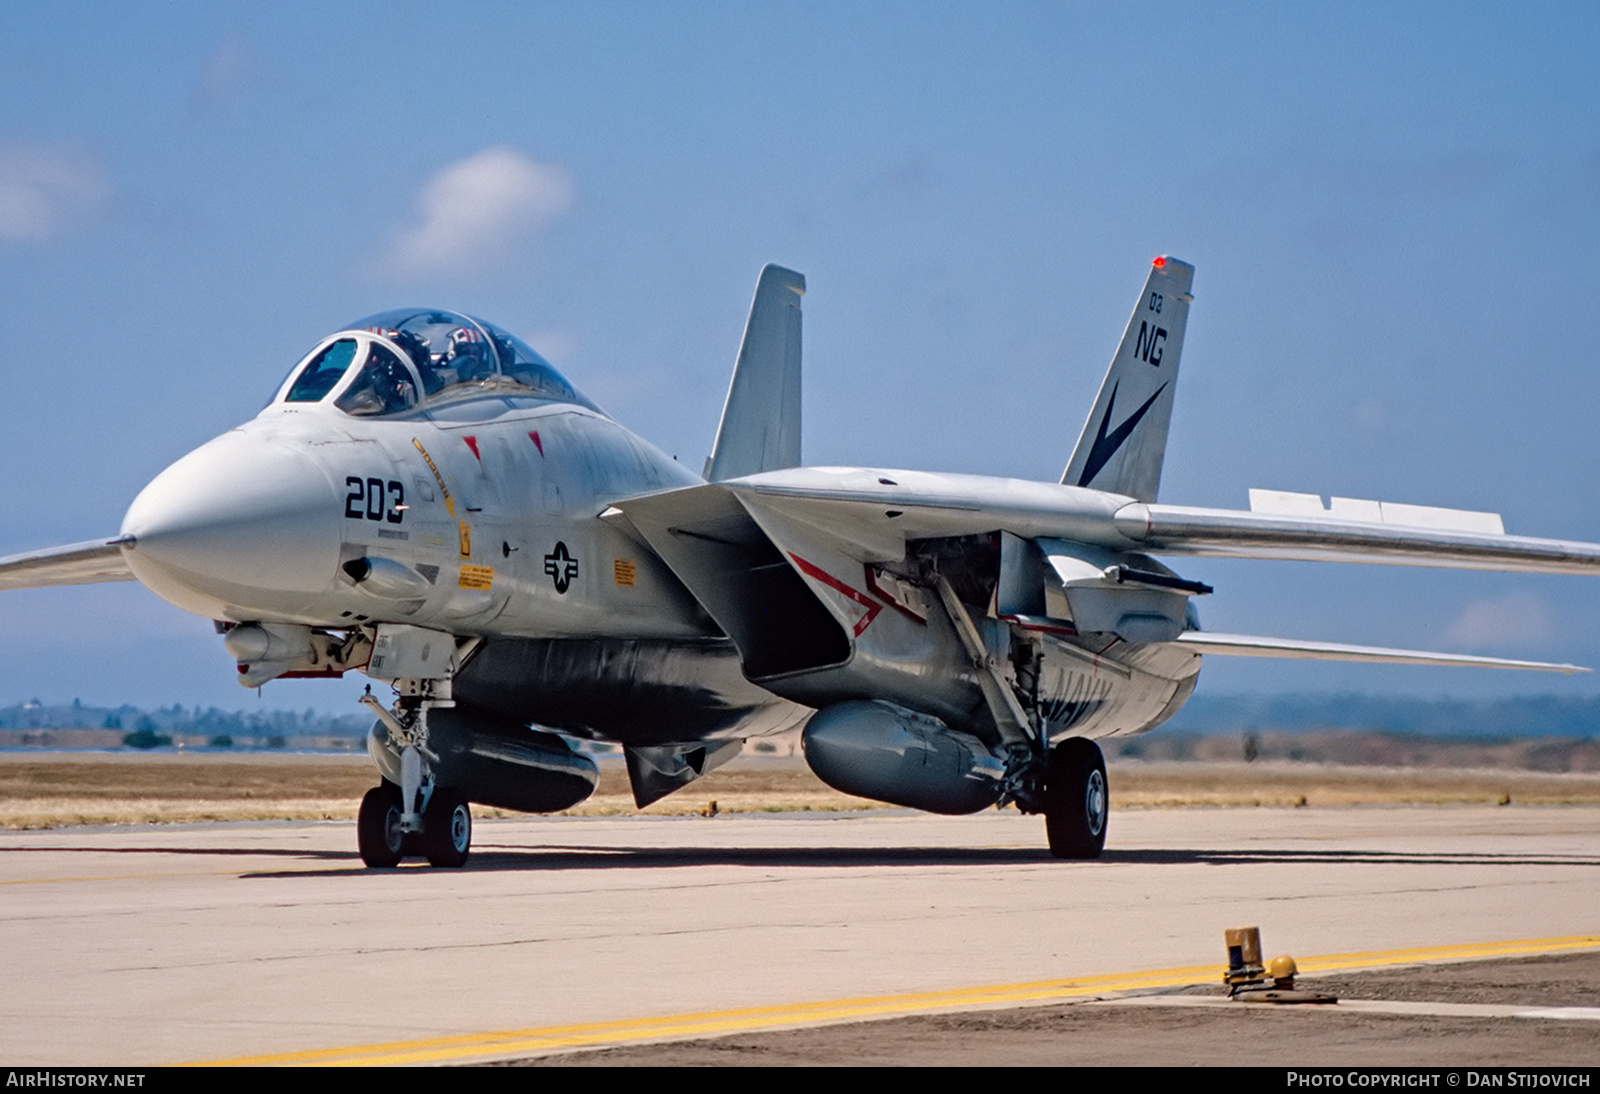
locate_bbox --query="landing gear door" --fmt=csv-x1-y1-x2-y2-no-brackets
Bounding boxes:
367,624,459,680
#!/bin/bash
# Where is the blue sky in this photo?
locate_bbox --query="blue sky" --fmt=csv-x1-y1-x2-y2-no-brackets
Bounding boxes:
2,3,1598,712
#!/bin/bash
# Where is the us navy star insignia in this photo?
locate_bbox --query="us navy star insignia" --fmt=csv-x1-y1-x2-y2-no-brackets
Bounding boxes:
544,541,579,593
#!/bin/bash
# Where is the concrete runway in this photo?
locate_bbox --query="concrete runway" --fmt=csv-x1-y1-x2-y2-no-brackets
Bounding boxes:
3,805,1598,1065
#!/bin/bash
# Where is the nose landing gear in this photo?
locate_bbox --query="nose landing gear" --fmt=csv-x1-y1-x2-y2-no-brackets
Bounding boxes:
357,681,474,869
356,779,473,868
356,782,475,871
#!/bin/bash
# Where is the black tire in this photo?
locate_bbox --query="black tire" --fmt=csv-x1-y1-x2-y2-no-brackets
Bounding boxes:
422,787,472,868
358,782,406,868
1044,737,1108,859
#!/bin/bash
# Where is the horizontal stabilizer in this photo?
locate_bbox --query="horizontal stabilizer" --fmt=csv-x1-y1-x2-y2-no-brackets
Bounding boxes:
1175,631,1587,673
0,537,135,591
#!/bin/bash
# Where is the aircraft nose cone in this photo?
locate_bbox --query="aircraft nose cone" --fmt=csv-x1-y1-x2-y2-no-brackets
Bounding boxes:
121,431,341,618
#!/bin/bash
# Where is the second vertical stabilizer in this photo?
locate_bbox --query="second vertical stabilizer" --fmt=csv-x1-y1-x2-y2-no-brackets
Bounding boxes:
1061,256,1194,502
704,264,806,482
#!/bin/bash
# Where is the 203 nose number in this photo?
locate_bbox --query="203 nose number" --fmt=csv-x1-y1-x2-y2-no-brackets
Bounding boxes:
345,476,405,524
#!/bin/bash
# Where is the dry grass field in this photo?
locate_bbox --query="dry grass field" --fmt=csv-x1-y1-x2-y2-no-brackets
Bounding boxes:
3,748,1599,828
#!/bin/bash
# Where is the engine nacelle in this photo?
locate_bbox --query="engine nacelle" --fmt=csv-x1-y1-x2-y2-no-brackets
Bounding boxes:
801,700,1006,815
369,707,599,813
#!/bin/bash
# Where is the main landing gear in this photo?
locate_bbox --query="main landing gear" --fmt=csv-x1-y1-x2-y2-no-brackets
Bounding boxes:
929,575,1110,861
1044,736,1108,860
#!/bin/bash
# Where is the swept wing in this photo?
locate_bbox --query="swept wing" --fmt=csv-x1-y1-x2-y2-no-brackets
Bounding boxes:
612,468,1598,681
668,468,1600,576
1118,498,1600,574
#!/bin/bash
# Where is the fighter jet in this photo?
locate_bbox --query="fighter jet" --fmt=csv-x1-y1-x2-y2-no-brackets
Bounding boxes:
3,258,1597,867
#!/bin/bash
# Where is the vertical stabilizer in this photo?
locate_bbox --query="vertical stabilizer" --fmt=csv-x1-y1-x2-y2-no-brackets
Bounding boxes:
1061,256,1194,502
704,264,806,481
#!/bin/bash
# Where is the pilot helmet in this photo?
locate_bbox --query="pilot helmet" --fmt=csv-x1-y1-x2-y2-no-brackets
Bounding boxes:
448,326,493,380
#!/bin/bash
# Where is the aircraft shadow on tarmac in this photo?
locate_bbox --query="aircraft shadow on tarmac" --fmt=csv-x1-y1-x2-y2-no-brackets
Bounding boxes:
5,844,354,862
10,842,1595,877
229,843,1600,878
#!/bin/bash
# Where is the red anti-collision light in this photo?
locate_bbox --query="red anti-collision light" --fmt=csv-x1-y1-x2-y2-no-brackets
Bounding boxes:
1152,256,1166,268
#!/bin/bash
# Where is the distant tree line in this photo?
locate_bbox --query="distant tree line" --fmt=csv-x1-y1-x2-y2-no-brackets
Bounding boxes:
5,692,1598,746
0,699,369,739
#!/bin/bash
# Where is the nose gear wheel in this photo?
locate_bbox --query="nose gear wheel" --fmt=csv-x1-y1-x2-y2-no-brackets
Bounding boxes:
357,782,406,868
422,787,472,868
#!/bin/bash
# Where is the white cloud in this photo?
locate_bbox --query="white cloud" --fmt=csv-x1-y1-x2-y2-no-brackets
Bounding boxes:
1443,592,1555,650
1349,396,1387,438
192,31,263,111
369,147,574,279
0,143,110,242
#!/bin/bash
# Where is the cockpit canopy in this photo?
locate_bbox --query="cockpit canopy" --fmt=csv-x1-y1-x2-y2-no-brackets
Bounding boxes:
273,309,598,417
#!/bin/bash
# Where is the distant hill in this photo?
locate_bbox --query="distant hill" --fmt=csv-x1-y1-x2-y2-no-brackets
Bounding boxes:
1111,728,1600,772
1158,693,1600,740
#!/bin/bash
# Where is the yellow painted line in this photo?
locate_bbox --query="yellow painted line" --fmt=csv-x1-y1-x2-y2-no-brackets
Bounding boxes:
188,933,1600,1067
1294,935,1600,974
